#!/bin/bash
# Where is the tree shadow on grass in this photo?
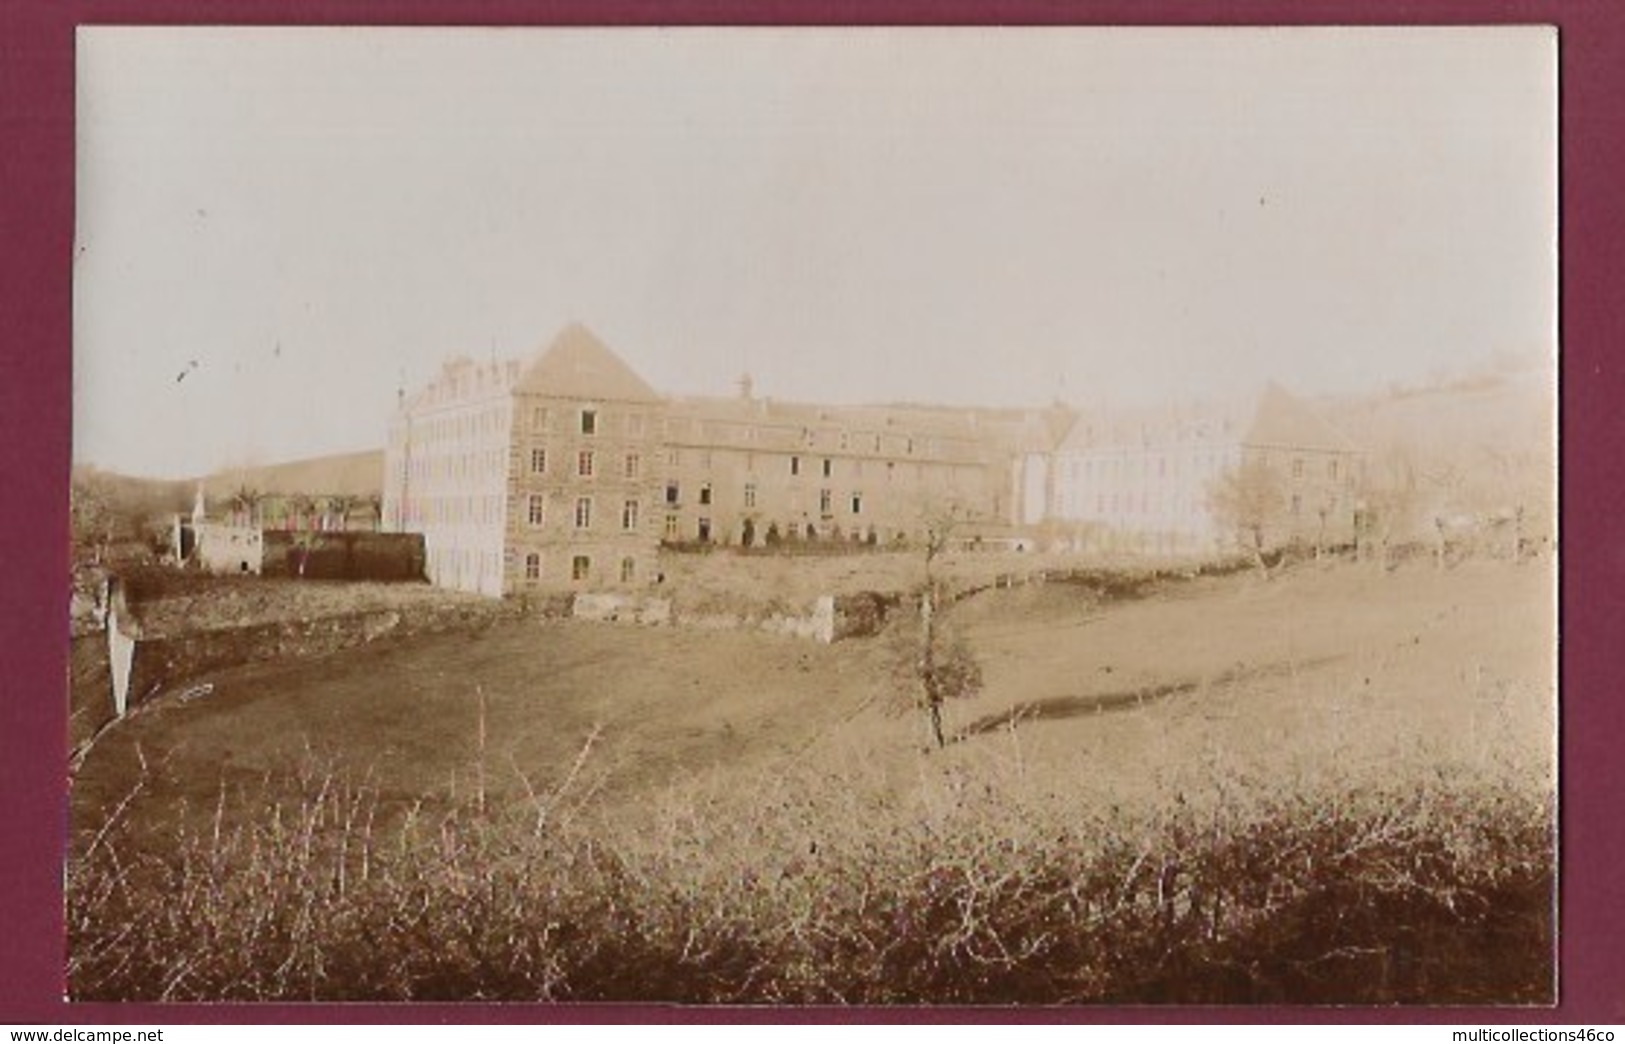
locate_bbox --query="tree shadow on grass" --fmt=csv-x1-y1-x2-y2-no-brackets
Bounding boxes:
956,655,1341,741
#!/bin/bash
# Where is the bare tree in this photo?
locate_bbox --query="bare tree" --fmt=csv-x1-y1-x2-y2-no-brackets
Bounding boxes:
1356,446,1421,573
908,501,984,749
290,529,319,578
287,493,316,531
356,493,384,532
1419,461,1468,570
227,485,262,528
1206,453,1286,578
326,494,357,532
70,476,115,565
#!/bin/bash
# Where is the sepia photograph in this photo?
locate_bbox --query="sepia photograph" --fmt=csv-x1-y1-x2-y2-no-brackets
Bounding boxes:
67,26,1557,1005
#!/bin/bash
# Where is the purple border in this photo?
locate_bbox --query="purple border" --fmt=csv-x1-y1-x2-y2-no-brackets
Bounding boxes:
4,0,1620,1026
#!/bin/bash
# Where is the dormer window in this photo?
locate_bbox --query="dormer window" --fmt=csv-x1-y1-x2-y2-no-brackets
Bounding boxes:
580,408,598,436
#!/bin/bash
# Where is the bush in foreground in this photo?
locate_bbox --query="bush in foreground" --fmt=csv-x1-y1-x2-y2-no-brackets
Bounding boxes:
66,745,1553,1005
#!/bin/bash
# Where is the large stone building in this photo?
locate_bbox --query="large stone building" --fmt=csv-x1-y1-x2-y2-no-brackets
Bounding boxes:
1030,382,1363,555
382,323,1067,596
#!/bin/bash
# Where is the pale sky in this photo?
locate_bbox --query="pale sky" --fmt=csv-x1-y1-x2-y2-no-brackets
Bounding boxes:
74,26,1556,479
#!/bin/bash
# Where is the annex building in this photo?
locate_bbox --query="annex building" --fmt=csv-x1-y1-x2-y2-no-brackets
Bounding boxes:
1027,382,1364,556
381,323,1070,596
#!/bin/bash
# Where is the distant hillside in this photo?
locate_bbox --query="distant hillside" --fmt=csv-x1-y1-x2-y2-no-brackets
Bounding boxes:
70,466,192,523
204,449,385,498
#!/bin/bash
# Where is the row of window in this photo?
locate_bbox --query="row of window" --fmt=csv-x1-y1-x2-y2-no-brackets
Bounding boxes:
527,494,641,532
1062,452,1350,484
525,446,967,485
666,418,954,458
530,448,643,480
520,550,637,584
1067,491,1344,519
657,481,864,516
518,404,968,462
530,405,643,440
657,516,887,545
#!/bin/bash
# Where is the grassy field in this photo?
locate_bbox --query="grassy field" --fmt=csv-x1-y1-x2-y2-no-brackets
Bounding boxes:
66,554,1556,1003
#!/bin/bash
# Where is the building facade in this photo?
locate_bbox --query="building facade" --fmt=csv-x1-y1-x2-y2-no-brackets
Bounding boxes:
383,324,1070,596
1037,383,1363,556
384,326,1362,595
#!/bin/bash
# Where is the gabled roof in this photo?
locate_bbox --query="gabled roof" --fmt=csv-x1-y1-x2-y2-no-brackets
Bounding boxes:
514,323,663,404
1244,382,1356,452
1053,382,1356,455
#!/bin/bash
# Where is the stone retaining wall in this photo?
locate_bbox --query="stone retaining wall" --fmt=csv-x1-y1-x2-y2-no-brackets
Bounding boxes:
568,590,900,643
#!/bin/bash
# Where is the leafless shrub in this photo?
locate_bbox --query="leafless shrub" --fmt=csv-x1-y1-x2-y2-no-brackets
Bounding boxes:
67,702,1553,1004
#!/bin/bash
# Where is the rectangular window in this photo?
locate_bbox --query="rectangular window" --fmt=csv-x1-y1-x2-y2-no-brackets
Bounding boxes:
625,413,644,438
622,499,639,531
572,555,590,582
524,552,541,581
531,447,547,474
528,494,545,526
665,481,680,505
699,482,712,506
743,483,757,509
822,458,833,478
574,497,592,529
1329,459,1340,481
624,453,640,479
790,456,801,476
620,557,636,583
665,514,680,541
1292,458,1305,480
531,407,548,432
580,409,598,436
851,493,863,515
578,450,595,478
819,489,832,516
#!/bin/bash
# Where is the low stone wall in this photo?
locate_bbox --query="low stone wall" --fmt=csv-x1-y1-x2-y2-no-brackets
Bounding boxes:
569,590,898,643
572,592,673,627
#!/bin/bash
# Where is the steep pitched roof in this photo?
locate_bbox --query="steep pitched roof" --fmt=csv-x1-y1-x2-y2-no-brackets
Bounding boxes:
1243,382,1356,452
514,323,663,404
1053,383,1356,455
